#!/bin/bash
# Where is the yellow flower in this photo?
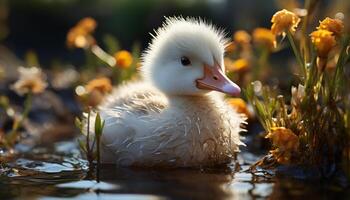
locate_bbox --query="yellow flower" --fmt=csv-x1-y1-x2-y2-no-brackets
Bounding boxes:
66,17,97,49
11,67,47,95
252,28,276,50
310,29,336,58
271,9,301,36
266,127,299,152
114,50,133,69
227,98,250,118
226,58,250,73
234,30,251,45
85,77,112,94
317,17,344,37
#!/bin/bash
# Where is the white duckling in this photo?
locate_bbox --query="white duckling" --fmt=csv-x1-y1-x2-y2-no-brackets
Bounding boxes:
97,17,246,167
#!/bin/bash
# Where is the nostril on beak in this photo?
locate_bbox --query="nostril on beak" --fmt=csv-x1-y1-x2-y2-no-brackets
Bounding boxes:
213,76,218,80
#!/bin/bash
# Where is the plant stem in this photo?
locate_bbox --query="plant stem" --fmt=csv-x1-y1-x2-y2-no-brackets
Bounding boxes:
287,31,306,78
277,95,289,127
86,108,92,168
91,44,116,67
96,134,101,183
6,92,32,147
18,92,32,129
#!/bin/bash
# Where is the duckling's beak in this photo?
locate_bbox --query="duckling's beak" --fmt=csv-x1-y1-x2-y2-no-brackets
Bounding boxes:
196,63,241,96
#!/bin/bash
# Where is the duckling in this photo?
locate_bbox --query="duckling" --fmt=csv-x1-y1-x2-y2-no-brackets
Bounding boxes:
96,17,246,167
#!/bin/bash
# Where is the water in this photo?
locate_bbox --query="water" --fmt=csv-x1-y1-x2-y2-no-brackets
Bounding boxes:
0,141,349,200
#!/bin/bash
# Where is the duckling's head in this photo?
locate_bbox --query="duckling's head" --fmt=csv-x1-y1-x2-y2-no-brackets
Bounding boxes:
141,17,240,96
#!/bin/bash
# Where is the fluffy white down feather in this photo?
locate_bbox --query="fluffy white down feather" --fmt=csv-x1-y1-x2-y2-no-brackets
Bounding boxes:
88,17,246,167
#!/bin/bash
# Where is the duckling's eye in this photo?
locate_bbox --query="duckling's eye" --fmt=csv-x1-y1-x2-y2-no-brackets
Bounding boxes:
180,56,191,66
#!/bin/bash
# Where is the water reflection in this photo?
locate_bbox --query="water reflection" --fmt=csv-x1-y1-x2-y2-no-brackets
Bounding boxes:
97,165,234,200
1,142,350,199
57,180,119,191
41,193,166,200
15,158,76,173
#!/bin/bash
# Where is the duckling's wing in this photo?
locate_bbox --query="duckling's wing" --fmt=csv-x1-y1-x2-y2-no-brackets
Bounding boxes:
95,82,168,164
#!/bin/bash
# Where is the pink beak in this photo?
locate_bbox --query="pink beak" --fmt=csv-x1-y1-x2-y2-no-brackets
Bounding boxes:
196,62,241,96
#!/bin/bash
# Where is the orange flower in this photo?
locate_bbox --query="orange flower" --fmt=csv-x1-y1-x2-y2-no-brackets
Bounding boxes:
310,29,336,58
85,77,112,94
271,9,300,36
252,28,276,50
266,127,299,152
232,58,250,72
114,50,133,68
11,67,47,95
234,30,251,45
77,17,97,33
317,17,344,37
266,127,299,164
227,98,250,117
226,58,250,73
82,77,113,107
66,17,97,49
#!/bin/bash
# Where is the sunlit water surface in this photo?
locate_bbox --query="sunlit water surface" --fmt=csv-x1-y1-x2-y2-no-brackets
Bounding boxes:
1,141,349,200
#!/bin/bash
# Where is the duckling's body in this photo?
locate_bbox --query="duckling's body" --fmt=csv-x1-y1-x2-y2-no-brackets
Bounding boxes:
93,17,246,167
99,82,245,167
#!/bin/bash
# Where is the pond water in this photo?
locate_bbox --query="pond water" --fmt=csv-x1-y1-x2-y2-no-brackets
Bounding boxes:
1,141,349,200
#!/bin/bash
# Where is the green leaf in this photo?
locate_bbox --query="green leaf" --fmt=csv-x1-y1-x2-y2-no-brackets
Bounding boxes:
78,138,87,153
101,120,105,132
94,113,105,137
94,113,101,135
75,117,82,130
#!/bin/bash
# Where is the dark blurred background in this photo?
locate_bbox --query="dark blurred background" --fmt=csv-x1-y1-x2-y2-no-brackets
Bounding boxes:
1,0,280,66
0,0,346,67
